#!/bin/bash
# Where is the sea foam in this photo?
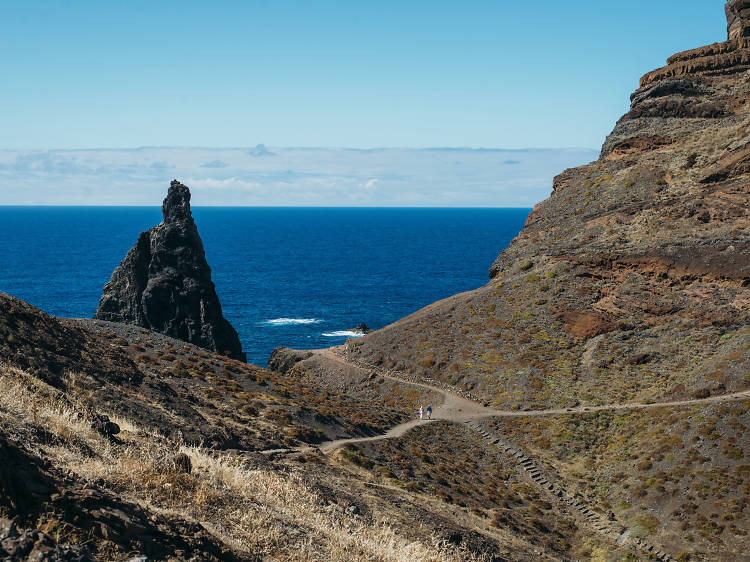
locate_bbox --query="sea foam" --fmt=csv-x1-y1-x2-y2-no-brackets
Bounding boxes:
322,330,365,338
263,318,323,326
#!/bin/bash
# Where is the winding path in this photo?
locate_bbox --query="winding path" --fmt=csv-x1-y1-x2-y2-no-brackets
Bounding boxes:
313,349,750,452
260,349,749,455
305,350,750,562
264,349,750,561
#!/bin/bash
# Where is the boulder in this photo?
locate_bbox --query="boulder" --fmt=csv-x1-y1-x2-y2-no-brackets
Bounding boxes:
0,518,92,561
90,414,120,437
172,453,192,474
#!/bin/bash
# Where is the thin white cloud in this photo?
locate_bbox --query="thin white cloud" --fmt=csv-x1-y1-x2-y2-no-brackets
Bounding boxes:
185,177,263,191
0,147,598,206
200,159,229,168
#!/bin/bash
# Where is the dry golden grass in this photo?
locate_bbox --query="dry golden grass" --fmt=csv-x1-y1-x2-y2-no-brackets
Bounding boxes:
0,364,485,561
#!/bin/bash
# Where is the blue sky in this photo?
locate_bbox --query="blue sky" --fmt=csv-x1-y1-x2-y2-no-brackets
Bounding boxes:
0,1,727,150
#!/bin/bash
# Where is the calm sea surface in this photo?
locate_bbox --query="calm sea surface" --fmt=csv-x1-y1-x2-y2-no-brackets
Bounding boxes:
0,207,529,365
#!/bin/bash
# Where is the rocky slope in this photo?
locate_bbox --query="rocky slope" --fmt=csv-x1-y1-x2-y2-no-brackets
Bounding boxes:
317,4,750,559
2,4,750,561
1,292,556,560
94,180,245,361
346,2,750,413
0,290,434,451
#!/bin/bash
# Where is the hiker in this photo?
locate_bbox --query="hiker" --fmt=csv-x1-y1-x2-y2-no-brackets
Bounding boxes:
426,405,432,420
419,406,423,420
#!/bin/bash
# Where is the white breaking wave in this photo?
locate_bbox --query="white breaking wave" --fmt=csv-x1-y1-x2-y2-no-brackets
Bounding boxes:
263,318,323,326
322,330,365,338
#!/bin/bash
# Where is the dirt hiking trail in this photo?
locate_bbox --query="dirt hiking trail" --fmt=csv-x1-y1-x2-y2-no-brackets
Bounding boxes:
312,349,750,452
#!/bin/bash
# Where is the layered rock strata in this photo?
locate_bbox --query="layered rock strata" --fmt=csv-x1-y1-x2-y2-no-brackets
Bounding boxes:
95,181,244,361
727,0,750,40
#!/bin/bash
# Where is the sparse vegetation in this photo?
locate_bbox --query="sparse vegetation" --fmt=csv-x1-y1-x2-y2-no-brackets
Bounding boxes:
0,364,487,561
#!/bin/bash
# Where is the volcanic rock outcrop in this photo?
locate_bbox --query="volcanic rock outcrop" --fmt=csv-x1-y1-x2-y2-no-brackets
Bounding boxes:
95,181,245,361
345,3,750,409
727,0,750,40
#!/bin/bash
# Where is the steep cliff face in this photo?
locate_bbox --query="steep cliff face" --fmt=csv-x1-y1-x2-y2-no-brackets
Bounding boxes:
95,181,245,361
345,4,750,409
727,0,750,40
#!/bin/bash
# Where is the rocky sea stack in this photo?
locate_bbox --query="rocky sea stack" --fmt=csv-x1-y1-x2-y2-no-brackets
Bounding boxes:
95,180,245,361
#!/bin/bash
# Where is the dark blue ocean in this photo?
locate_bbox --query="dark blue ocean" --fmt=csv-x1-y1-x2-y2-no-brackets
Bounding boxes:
0,207,529,366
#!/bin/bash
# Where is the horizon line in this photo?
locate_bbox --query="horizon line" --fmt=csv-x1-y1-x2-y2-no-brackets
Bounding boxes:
0,145,598,153
0,204,534,209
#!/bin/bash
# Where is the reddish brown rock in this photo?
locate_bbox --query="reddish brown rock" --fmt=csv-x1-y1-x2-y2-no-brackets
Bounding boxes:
727,0,750,40
557,309,617,340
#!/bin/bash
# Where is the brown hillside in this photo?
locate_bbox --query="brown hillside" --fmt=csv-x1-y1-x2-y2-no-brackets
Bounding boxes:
345,7,750,411
0,291,440,451
3,3,750,561
0,294,527,560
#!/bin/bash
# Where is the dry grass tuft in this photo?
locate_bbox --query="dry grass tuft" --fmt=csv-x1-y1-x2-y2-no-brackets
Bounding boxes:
0,364,484,561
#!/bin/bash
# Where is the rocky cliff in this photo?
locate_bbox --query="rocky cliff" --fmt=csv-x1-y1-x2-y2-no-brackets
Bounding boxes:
94,181,245,361
345,3,750,410
327,9,750,557
727,0,750,40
